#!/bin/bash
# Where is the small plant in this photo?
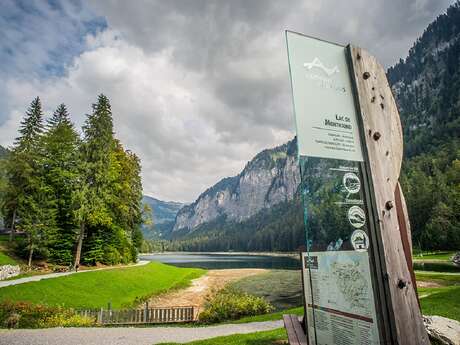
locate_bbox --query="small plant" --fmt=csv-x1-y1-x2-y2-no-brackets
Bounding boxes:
198,287,274,324
0,301,96,328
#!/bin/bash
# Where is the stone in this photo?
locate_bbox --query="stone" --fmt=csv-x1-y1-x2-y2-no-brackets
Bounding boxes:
452,252,460,266
0,264,21,281
423,315,460,345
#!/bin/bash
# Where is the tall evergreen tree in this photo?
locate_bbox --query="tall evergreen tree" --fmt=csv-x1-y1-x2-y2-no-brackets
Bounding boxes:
42,104,80,265
6,97,56,266
74,94,117,267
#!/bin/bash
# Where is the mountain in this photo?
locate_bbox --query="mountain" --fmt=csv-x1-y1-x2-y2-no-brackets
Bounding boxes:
143,196,184,224
142,196,185,240
173,139,300,232
166,2,460,252
387,2,460,158
168,139,304,252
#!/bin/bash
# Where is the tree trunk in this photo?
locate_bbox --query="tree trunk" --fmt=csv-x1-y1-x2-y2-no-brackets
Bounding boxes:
28,244,34,267
73,222,85,270
9,207,16,242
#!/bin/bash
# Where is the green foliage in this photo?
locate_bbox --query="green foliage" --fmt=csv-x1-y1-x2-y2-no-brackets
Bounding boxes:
42,104,80,265
1,95,144,267
401,143,460,250
0,301,95,329
198,287,274,324
0,262,204,309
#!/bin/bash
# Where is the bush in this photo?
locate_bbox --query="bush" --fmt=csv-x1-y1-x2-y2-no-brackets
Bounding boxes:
0,301,95,328
198,288,274,324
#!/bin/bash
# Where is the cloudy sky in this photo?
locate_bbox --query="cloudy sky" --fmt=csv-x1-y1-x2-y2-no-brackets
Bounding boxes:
0,0,454,202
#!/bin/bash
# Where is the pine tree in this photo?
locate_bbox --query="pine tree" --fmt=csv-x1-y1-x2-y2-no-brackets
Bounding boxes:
73,94,116,267
7,97,56,266
42,104,80,265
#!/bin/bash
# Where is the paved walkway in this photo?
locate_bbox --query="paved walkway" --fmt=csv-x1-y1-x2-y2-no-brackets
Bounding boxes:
0,320,284,345
0,260,149,288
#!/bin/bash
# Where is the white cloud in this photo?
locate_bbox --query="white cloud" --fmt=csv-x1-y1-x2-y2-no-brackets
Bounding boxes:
2,30,289,202
1,0,455,202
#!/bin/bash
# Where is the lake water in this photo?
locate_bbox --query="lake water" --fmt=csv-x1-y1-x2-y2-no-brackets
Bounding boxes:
139,252,301,270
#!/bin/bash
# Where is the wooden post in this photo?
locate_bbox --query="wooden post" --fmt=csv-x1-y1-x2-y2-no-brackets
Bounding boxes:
348,46,429,345
98,307,103,325
144,302,149,323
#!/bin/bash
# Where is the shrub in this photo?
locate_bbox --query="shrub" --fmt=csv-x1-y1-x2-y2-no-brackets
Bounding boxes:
0,301,96,328
198,287,274,324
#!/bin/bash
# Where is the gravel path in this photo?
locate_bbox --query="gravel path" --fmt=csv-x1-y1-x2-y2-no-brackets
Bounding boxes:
0,320,284,345
0,260,149,288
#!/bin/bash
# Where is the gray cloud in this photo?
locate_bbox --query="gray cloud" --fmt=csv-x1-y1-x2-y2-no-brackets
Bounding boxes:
0,0,455,202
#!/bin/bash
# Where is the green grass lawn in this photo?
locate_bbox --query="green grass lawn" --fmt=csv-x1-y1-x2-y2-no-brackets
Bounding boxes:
0,262,204,309
416,271,460,321
0,251,17,265
158,328,287,345
419,285,460,321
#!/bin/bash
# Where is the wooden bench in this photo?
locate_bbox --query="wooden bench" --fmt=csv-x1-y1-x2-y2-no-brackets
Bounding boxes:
283,314,308,345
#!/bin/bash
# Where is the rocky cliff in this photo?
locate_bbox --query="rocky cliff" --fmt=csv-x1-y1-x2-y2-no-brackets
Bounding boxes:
173,139,300,232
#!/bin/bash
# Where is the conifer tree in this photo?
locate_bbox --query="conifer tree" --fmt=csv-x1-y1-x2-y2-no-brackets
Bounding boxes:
74,94,116,267
7,97,56,266
42,104,80,265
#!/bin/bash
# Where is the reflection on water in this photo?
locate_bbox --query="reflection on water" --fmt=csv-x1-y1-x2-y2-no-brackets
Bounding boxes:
139,253,301,270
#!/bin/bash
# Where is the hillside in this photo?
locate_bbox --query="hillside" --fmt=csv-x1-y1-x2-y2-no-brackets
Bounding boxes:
142,196,185,240
173,139,299,232
165,2,460,252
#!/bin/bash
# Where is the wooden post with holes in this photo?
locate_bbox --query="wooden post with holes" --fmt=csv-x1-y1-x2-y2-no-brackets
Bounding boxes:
347,45,429,345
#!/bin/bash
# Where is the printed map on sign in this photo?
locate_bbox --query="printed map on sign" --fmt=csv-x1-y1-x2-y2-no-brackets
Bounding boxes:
306,251,375,318
303,251,380,344
331,260,369,313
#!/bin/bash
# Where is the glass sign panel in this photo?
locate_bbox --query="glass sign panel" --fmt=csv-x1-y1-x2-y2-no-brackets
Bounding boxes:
286,31,381,345
286,31,363,162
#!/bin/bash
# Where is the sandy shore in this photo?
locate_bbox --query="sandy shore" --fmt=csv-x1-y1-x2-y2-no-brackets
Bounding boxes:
146,269,267,316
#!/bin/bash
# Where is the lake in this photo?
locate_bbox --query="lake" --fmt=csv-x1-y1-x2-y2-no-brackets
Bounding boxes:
139,252,301,270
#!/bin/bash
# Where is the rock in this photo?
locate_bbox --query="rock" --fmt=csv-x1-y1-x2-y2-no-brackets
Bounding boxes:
173,139,300,232
423,315,460,345
452,252,460,266
0,264,21,280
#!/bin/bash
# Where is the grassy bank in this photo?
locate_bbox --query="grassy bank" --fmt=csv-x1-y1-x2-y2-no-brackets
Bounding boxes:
158,328,287,345
0,262,204,309
0,251,17,265
0,235,19,265
417,271,460,321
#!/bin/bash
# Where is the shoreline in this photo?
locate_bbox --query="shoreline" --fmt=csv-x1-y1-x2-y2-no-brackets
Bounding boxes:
139,251,301,258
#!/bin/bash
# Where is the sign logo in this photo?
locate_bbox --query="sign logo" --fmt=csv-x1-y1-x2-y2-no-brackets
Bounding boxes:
343,172,361,194
304,57,339,76
351,229,370,252
348,206,366,228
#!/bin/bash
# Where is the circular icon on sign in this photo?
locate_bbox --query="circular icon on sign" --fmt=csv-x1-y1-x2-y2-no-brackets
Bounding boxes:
348,206,366,228
351,229,369,252
343,172,361,194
